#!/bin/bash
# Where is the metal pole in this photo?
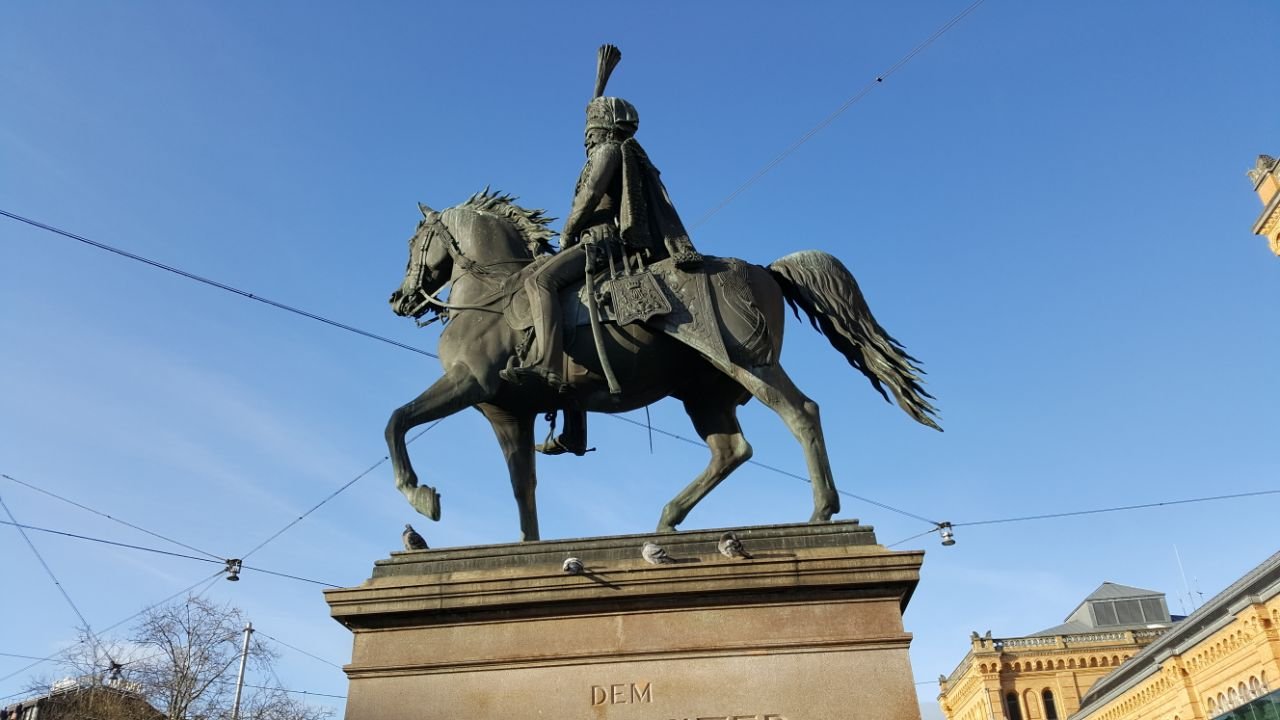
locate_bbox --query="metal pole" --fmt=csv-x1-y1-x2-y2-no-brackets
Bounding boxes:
231,622,253,720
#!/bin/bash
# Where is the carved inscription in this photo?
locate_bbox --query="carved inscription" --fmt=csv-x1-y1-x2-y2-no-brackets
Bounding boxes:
591,682,653,705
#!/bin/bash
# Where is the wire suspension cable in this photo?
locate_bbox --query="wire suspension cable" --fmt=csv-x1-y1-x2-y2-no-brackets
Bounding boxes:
1,472,222,561
690,0,987,228
0,569,223,684
239,420,443,560
0,492,107,658
607,414,941,526
954,489,1280,528
256,631,343,670
0,209,437,359
0,520,340,588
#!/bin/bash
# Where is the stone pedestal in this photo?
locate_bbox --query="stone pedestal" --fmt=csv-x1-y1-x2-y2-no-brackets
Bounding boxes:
325,521,924,720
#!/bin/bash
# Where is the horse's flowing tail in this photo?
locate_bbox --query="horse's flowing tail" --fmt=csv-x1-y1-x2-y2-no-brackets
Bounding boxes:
768,250,942,431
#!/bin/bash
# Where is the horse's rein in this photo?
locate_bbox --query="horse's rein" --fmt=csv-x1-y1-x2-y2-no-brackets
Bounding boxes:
406,214,533,320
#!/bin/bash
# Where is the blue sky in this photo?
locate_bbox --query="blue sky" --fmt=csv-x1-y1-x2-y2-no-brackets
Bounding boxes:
2,2,1277,717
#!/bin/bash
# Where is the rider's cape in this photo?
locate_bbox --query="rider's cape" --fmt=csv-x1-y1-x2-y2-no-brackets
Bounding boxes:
617,138,701,267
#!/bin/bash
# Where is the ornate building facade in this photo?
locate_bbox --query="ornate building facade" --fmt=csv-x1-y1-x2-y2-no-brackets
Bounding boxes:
1248,154,1280,256
1072,551,1280,720
938,583,1177,720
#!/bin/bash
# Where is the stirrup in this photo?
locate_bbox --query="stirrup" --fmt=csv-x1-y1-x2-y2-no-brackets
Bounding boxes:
535,436,593,457
499,363,566,392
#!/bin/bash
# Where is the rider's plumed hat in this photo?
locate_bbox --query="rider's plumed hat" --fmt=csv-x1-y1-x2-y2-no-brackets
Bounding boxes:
585,45,638,134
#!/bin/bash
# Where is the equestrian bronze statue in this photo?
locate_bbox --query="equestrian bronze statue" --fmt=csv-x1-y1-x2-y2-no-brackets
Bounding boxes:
384,47,940,542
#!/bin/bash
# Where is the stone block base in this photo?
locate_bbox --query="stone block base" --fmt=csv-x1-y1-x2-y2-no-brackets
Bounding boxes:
325,521,923,720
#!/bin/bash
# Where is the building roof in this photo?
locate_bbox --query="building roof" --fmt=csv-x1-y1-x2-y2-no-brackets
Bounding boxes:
1071,550,1280,719
1028,582,1170,636
1083,582,1163,601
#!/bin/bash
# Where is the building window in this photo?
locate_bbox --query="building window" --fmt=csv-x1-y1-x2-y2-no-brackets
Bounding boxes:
1005,692,1023,720
1043,689,1059,720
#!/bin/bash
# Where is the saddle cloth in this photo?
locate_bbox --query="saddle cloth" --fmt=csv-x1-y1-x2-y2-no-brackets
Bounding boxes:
502,256,774,371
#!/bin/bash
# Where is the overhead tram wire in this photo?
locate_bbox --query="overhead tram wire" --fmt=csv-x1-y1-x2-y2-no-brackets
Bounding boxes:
0,491,109,661
882,489,1280,548
689,0,988,229
608,413,941,527
256,631,344,671
0,209,437,360
952,489,1280,529
0,568,224,685
239,419,444,561
2,472,222,561
0,519,341,588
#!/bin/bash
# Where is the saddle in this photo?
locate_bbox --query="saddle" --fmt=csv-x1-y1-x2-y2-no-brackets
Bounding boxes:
502,256,774,371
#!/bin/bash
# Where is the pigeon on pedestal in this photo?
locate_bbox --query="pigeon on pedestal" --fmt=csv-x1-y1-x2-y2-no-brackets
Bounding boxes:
641,541,674,565
402,524,428,551
718,531,752,559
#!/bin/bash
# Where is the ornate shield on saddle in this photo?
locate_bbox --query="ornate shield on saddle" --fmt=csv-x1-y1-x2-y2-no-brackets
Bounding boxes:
600,270,671,326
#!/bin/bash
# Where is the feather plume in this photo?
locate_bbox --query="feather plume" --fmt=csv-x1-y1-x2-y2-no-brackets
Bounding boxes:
593,44,622,98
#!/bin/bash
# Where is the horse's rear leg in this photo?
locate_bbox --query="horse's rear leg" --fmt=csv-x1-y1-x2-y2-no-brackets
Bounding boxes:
730,363,840,523
478,404,540,542
385,364,491,521
658,395,754,533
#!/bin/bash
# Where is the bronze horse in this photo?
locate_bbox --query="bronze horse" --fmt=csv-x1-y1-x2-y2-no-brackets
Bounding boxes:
387,190,939,541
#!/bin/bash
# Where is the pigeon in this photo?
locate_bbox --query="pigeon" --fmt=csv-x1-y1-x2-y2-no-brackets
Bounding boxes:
718,531,752,559
562,557,584,574
402,524,428,551
641,541,675,565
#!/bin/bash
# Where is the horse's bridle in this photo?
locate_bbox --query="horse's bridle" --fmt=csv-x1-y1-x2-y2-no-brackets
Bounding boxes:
404,211,534,320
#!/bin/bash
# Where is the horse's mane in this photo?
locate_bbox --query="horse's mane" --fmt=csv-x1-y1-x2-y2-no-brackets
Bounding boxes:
460,188,557,256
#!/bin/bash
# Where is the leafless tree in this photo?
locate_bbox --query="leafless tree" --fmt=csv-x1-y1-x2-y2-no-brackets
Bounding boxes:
25,596,331,720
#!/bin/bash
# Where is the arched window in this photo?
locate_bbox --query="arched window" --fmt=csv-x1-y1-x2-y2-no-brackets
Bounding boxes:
1228,687,1240,707
1262,670,1269,691
1207,696,1217,713
1043,689,1059,720
1251,676,1263,697
1239,682,1250,700
1005,692,1023,720
1218,692,1228,709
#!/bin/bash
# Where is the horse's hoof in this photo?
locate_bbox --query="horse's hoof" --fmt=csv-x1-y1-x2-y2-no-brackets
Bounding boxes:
408,486,442,521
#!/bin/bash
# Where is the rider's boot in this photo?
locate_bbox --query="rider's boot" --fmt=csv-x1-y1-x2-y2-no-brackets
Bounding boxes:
536,409,589,456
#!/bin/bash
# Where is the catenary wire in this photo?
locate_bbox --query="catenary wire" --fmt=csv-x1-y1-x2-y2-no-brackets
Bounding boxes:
689,0,987,229
886,528,942,549
0,520,341,588
0,569,223,685
1,472,222,561
256,632,343,671
953,489,1280,528
607,413,941,526
0,491,107,660
0,209,438,359
239,419,443,560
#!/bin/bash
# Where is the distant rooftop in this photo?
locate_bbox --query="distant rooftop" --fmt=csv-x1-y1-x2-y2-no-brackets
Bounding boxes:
1028,582,1172,636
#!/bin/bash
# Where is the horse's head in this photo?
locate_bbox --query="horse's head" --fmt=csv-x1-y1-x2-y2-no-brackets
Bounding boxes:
390,202,453,319
390,190,558,318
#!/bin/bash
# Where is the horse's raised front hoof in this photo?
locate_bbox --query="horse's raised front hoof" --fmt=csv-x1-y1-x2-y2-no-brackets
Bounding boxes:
407,485,442,521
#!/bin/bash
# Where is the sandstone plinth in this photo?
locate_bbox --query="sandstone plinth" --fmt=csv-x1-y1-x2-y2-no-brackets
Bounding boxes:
325,521,924,720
